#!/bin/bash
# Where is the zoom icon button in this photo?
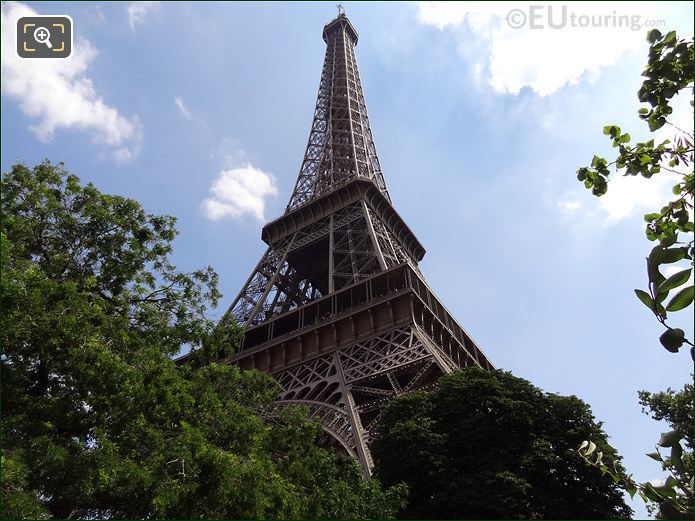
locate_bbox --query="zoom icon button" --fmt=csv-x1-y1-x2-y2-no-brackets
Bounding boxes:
17,16,72,58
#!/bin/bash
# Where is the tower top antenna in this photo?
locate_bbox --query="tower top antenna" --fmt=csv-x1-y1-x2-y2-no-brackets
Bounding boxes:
337,2,345,16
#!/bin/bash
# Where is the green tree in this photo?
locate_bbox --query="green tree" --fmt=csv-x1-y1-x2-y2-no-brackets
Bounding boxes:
639,382,693,519
1,161,405,519
639,382,693,451
1,451,50,520
576,29,694,358
579,383,693,519
371,367,632,519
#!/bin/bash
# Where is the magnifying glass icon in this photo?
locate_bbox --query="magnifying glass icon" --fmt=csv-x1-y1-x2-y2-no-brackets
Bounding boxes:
33,26,53,49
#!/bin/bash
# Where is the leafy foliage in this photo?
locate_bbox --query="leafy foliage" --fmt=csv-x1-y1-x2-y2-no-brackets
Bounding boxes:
576,29,694,357
639,383,693,450
1,451,50,520
1,161,405,519
579,382,693,519
371,367,632,519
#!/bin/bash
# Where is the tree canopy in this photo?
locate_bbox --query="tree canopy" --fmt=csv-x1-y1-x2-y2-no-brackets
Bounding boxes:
639,383,693,519
371,367,632,519
579,382,693,519
0,161,405,519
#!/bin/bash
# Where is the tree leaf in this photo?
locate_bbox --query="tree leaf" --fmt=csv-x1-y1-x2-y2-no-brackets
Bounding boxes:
665,285,694,311
658,499,682,519
646,258,665,285
585,441,597,456
646,451,662,461
650,246,687,265
657,430,681,448
657,269,691,293
642,483,663,502
658,232,678,248
670,443,683,471
659,328,684,353
655,289,670,304
626,484,637,499
634,289,654,310
647,29,662,44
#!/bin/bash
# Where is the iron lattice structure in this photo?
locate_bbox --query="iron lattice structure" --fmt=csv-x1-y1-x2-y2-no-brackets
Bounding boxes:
224,13,494,475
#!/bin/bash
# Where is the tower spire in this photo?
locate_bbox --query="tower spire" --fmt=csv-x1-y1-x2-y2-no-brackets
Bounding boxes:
285,10,389,212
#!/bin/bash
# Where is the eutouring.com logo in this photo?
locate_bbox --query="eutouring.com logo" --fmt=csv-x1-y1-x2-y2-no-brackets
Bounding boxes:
505,5,666,31
17,15,73,58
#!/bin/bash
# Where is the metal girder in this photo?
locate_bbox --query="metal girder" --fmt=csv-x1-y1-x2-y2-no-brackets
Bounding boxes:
265,325,449,474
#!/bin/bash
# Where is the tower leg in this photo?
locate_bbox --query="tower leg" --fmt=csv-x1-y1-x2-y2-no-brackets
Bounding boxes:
335,352,373,477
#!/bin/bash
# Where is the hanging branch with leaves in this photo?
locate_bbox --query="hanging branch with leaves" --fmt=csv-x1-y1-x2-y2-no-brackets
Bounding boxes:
578,428,693,520
576,29,694,358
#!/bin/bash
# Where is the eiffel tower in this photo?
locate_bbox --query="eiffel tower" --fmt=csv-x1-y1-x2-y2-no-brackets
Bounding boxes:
225,11,494,476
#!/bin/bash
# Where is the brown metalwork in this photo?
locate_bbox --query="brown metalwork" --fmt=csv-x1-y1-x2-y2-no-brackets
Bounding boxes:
219,13,494,476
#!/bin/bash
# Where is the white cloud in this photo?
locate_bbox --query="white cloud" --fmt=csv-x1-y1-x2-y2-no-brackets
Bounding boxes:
127,1,160,31
174,96,193,120
203,164,278,222
418,1,471,29
417,2,659,96
1,2,142,162
598,171,680,223
558,199,582,215
85,5,106,25
555,162,682,226
210,137,249,167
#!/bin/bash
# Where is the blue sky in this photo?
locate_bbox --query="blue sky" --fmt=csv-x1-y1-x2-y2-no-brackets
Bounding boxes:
2,1,693,517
